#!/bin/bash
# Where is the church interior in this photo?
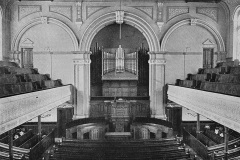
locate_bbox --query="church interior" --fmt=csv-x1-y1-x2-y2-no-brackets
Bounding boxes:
1,0,240,159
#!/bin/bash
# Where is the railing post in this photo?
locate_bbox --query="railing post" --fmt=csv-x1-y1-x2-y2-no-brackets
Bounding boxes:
38,115,42,140
196,113,200,139
8,129,13,160
224,126,229,160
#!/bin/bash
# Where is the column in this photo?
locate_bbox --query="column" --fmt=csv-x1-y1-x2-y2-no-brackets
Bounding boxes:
224,126,229,160
73,51,91,119
8,129,13,160
38,115,42,140
148,52,166,119
196,113,200,139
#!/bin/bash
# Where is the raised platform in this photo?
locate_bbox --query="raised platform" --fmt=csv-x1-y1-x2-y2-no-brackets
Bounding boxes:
105,132,132,140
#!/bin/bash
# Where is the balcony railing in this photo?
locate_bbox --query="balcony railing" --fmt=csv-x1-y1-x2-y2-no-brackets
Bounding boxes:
167,85,240,133
0,85,72,134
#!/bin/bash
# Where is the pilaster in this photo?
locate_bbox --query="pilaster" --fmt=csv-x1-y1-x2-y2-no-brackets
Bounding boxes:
148,52,166,119
72,51,91,119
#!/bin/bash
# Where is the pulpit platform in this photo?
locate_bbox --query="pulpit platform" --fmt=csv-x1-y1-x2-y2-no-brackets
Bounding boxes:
105,132,132,140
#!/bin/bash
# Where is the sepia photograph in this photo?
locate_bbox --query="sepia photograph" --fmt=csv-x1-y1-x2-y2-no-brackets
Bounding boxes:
0,0,240,159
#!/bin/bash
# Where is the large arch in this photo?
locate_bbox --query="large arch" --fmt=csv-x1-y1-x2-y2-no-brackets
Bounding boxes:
0,6,2,60
79,9,160,52
11,17,78,51
233,5,240,60
161,18,225,52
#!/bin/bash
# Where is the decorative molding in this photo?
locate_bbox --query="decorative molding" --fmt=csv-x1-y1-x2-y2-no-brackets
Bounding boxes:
160,19,225,52
40,16,48,24
79,11,160,52
18,5,41,20
12,17,78,51
197,7,218,22
49,6,72,21
167,7,189,21
73,59,91,64
115,10,124,24
135,6,153,19
76,2,82,22
148,59,166,65
20,38,34,48
158,2,164,21
190,18,198,25
202,39,215,48
157,22,164,32
86,6,106,18
75,21,83,31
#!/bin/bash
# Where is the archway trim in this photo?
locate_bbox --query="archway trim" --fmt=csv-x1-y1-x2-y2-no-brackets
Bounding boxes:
79,11,160,52
11,17,78,51
160,19,225,52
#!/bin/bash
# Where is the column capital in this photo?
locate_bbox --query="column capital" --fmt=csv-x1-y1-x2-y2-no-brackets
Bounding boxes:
73,59,91,64
148,59,166,65
73,51,92,64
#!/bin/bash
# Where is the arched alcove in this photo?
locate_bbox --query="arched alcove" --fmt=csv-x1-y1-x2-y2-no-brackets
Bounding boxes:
161,19,225,52
12,17,78,51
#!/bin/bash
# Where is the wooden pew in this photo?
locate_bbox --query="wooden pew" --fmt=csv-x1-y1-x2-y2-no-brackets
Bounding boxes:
13,130,34,147
29,129,55,160
183,128,209,160
0,142,30,159
204,129,224,144
197,132,217,147
19,134,39,149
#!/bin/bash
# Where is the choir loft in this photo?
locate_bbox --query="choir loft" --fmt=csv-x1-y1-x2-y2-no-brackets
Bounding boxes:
0,0,240,160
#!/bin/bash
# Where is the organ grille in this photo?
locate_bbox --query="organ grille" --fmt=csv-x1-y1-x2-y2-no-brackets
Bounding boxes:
102,45,138,77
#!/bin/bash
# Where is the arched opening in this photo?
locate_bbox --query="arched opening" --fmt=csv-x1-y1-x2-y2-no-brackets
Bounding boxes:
233,6,240,60
0,7,2,60
90,23,149,98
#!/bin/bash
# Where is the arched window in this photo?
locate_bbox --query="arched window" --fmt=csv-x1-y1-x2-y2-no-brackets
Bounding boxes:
0,7,2,60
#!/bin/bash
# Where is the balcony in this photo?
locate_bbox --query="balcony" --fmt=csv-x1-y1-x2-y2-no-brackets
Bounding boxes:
167,85,240,133
0,85,72,134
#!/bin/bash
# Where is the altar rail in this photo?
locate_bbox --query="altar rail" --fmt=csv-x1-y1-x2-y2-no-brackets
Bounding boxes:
0,85,72,135
167,85,240,133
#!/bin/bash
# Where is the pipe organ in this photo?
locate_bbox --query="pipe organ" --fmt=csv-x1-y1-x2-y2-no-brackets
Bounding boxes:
102,45,138,76
102,45,138,97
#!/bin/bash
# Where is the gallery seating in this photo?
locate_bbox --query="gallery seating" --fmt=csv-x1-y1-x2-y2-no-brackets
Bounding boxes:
176,60,240,97
0,61,63,98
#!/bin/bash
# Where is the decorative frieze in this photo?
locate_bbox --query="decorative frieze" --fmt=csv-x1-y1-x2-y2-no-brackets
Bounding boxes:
135,6,153,19
49,6,72,21
86,6,106,18
76,2,82,21
167,7,189,21
18,5,41,20
197,7,218,22
158,2,164,21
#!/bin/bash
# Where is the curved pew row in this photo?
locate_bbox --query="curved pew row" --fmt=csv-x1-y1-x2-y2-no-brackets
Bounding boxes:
51,138,190,160
183,128,240,160
0,129,55,160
